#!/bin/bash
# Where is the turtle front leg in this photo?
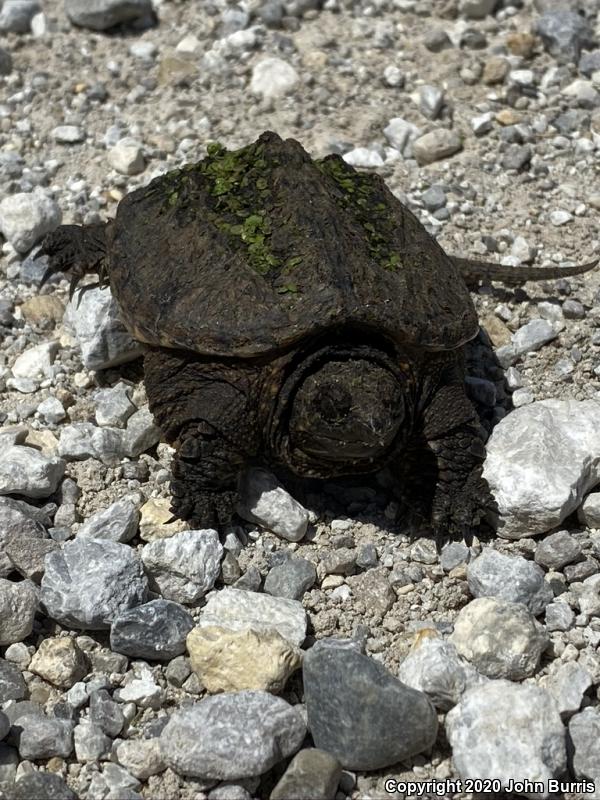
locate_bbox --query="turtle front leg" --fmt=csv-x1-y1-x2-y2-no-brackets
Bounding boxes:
422,381,495,546
143,346,261,529
170,420,245,527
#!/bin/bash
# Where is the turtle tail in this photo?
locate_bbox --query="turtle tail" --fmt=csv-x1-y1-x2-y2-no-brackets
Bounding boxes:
453,255,598,289
38,221,112,300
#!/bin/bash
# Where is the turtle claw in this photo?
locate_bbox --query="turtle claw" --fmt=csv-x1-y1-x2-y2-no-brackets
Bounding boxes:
35,223,110,296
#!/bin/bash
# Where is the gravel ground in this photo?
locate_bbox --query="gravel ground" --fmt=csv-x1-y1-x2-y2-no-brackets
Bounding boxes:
1,1,600,799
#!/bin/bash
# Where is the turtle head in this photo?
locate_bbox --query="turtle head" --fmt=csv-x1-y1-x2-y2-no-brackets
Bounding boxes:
288,357,406,467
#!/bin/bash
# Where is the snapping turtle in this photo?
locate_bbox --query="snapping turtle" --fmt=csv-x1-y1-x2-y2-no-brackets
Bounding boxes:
40,131,596,542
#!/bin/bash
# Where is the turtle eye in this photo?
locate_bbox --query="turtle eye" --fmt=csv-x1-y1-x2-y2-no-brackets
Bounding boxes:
317,383,351,422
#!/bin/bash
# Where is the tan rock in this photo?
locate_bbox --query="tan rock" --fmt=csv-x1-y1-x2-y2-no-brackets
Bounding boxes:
506,32,537,59
25,429,60,456
481,315,512,348
20,295,65,325
302,49,328,70
139,497,186,541
495,108,522,127
115,739,166,780
158,53,198,86
29,637,89,688
187,625,302,694
482,56,509,85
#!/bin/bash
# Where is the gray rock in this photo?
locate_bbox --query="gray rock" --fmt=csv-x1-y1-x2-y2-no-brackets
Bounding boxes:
165,656,191,688
141,530,223,605
94,383,136,427
451,597,548,680
0,1,40,33
58,422,123,465
0,500,46,578
440,541,470,572
0,445,64,498
270,748,342,800
412,129,462,165
569,708,600,787
249,57,299,99
161,691,306,779
64,287,144,370
208,785,252,800
578,492,600,528
198,587,307,647
65,0,153,31
545,600,574,632
382,65,404,88
342,148,384,169
423,27,451,52
570,575,600,616
512,387,534,407
41,538,148,629
122,407,161,457
562,299,585,319
535,10,594,64
355,542,378,569
459,0,497,18
264,558,316,600
467,549,553,615
0,659,27,703
89,689,125,738
12,341,57,382
12,773,77,800
446,681,566,794
237,467,309,542
78,498,139,543
37,396,67,424
579,49,600,77
304,638,438,770
110,599,194,660
471,111,494,136
129,40,157,60
108,138,145,176
416,85,444,120
74,720,112,762
541,661,593,717
52,125,86,144
550,208,573,226
114,662,165,709
14,713,74,759
94,383,135,428
565,559,599,583
382,117,422,156
512,319,557,356
346,567,395,617
420,184,446,212
0,189,61,253
484,400,600,538
535,530,582,569
321,548,356,576
86,765,141,799
5,531,59,582
0,579,38,645
501,144,532,171
398,635,486,711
